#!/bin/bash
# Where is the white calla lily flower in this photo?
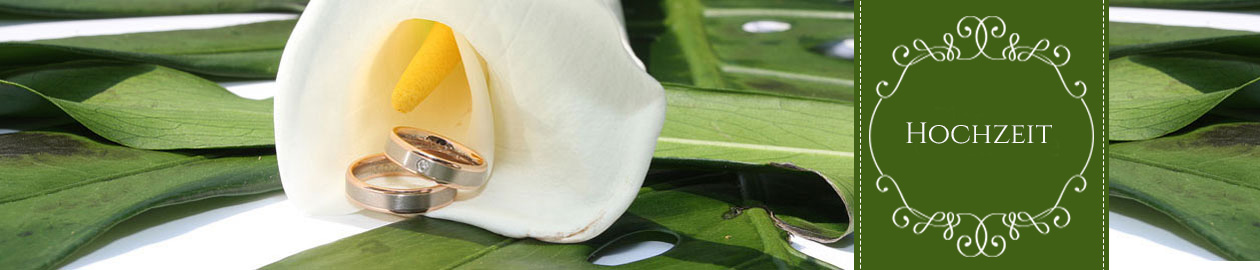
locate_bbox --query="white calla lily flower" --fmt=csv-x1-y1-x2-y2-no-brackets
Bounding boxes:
274,0,665,242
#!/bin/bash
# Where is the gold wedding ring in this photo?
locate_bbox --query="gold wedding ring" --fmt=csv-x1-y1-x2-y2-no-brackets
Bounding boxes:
345,154,455,214
345,126,486,215
384,126,488,189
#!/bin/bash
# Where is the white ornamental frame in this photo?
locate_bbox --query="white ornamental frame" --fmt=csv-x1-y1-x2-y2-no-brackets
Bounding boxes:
869,16,1095,257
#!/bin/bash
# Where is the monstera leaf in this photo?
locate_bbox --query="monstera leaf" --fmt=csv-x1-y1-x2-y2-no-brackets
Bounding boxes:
266,161,843,269
1112,22,1260,59
1111,122,1260,260
631,0,854,102
656,84,852,239
0,61,274,149
1111,0,1260,9
626,0,854,238
0,0,305,18
0,130,280,270
0,20,294,79
1111,51,1260,140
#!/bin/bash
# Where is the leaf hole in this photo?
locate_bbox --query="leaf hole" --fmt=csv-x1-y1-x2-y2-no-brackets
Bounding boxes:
588,230,678,266
742,20,791,33
814,38,854,60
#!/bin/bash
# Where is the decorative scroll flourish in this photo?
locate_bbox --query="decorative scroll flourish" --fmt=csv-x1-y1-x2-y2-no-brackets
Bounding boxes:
869,16,1095,257
877,175,1087,257
877,16,1086,99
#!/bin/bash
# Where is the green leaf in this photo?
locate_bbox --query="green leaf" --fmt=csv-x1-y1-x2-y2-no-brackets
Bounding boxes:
1112,22,1260,59
635,0,854,102
1111,122,1260,260
0,20,295,79
656,83,851,239
0,129,281,269
0,61,274,149
1111,0,1260,9
264,162,843,269
1111,52,1260,140
627,2,853,239
0,0,305,18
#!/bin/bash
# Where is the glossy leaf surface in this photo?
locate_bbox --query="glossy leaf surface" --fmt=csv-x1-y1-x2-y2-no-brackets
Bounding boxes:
1111,52,1260,140
265,162,843,269
0,130,280,269
1,61,274,149
0,0,305,18
1111,123,1260,260
0,20,294,79
656,83,851,239
636,0,854,102
1111,0,1260,9
1112,22,1260,59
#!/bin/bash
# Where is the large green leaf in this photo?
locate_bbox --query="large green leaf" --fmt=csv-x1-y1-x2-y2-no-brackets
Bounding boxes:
624,0,852,238
265,162,843,269
0,129,281,269
1111,52,1260,140
634,0,853,102
0,20,294,79
0,0,305,18
1112,22,1260,59
1111,0,1260,9
1111,122,1260,260
656,83,851,239
0,61,274,149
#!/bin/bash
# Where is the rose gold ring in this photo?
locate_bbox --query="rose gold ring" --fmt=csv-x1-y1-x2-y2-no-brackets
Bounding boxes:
345,153,455,214
384,126,488,189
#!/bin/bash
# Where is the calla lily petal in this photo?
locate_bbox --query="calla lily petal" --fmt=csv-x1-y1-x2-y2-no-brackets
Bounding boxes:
275,0,665,243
